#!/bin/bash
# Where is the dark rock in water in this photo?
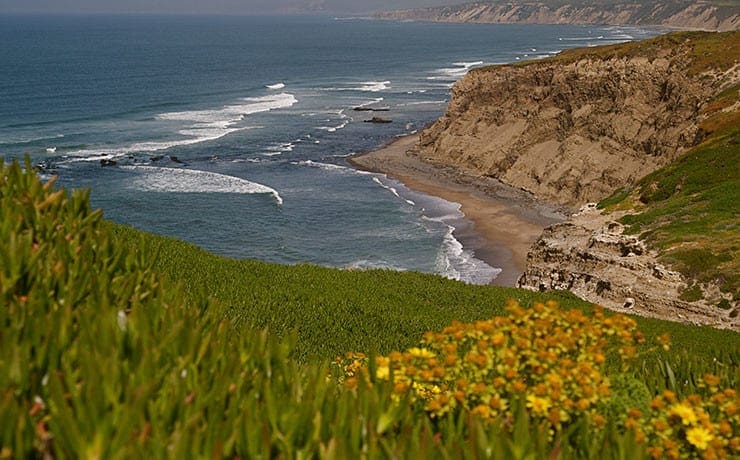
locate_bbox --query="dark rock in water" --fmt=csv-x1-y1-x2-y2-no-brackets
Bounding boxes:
364,116,392,124
353,107,390,112
37,159,55,170
150,155,163,162
169,156,184,164
100,159,117,167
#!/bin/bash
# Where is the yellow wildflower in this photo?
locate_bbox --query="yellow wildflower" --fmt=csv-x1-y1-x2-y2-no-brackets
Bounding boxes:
526,394,552,415
375,364,389,380
409,347,435,359
669,402,698,426
491,332,506,346
471,404,491,419
686,426,714,450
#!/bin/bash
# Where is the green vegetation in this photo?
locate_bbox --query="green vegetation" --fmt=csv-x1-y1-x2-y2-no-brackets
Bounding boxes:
600,112,739,297
108,222,586,362
500,31,740,76
1,158,737,458
680,284,705,302
106,212,740,379
593,31,739,299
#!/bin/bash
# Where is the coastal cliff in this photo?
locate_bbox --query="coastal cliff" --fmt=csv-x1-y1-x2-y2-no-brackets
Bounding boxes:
518,203,738,330
416,31,740,328
418,32,738,209
376,1,740,32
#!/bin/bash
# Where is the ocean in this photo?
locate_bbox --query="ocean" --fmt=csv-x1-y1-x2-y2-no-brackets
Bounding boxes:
0,14,661,284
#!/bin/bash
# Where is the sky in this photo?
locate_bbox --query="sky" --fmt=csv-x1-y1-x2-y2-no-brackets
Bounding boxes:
0,0,459,15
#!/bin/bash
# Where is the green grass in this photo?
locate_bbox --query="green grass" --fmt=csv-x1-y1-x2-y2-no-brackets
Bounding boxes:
108,220,587,362
558,30,740,75
106,219,740,375
600,125,740,295
481,31,740,76
1,158,738,457
103,188,740,403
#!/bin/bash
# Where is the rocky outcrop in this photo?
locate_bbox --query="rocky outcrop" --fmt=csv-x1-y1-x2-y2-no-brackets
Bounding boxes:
376,1,740,32
412,32,739,328
517,204,738,330
417,34,738,209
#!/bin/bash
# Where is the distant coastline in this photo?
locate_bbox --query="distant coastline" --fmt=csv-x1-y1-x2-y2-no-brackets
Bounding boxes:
374,1,740,32
349,134,565,287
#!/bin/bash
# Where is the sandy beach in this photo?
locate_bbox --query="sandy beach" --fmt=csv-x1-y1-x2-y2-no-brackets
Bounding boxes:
349,134,566,286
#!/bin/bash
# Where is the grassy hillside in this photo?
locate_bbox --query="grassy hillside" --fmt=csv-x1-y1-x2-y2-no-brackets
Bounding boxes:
1,158,738,457
107,219,739,370
108,221,585,361
520,30,740,75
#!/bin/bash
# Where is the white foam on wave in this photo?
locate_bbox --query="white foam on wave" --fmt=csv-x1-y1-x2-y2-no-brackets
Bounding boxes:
265,82,286,90
345,260,405,271
157,92,297,124
435,224,501,285
315,108,352,132
62,93,298,162
372,177,415,206
388,186,499,285
0,133,65,147
316,120,349,132
608,33,634,40
359,81,391,92
356,97,384,108
324,81,391,92
453,60,484,68
60,128,244,164
262,142,295,156
420,208,501,284
397,100,447,107
62,93,297,163
292,160,350,172
120,166,283,205
429,61,483,80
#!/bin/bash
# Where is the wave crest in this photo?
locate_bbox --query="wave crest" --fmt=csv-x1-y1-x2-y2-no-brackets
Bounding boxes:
121,166,283,205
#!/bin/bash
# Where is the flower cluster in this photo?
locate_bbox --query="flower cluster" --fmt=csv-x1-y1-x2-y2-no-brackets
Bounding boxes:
629,375,739,459
336,300,646,436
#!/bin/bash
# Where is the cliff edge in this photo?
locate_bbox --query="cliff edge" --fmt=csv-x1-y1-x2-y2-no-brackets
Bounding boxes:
417,31,739,329
376,1,740,32
419,32,739,209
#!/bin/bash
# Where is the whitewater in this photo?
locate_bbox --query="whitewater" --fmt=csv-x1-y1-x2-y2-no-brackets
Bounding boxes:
0,15,662,284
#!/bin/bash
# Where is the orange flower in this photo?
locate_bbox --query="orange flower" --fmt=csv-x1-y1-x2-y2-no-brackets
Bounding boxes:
512,381,527,393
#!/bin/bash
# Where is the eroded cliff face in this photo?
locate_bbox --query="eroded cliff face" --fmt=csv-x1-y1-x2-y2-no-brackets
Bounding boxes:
517,205,739,330
418,42,730,209
417,32,739,328
376,2,740,32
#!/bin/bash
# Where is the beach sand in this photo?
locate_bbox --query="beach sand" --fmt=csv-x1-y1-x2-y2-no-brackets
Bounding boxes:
349,134,566,287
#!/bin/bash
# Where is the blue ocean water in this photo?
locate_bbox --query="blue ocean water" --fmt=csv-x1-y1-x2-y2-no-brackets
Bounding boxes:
0,15,661,284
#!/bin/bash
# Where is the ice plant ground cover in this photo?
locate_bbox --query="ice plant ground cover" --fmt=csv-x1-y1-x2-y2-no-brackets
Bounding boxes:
336,302,738,458
0,158,737,458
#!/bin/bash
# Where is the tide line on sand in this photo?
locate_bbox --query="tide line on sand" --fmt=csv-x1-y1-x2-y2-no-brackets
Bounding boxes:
348,134,565,287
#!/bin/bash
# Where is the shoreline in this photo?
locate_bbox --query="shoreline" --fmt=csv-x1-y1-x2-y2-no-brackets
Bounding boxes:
349,134,566,287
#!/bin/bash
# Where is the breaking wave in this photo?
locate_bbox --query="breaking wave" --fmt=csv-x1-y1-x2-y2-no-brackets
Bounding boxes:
121,166,283,205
